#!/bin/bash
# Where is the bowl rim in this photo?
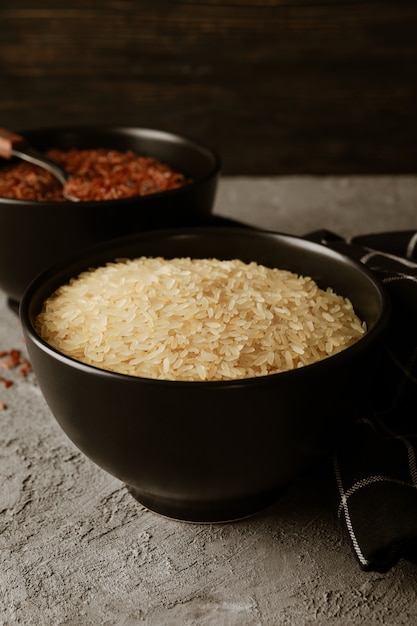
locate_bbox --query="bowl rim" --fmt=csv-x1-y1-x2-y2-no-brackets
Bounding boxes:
0,125,221,207
19,226,391,388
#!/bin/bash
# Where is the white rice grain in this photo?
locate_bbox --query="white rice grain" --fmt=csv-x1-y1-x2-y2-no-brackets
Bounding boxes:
35,256,366,381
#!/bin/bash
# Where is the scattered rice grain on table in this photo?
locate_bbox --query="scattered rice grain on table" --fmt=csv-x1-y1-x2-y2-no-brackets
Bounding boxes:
35,257,366,381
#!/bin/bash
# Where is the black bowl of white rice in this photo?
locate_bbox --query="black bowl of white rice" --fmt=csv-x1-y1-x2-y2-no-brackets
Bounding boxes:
20,227,390,522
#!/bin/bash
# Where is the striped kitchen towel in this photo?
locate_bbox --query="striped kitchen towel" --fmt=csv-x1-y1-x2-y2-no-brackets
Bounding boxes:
308,229,417,572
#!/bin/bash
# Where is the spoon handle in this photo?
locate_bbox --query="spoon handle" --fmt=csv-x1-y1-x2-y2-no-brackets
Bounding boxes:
0,127,69,187
0,127,26,158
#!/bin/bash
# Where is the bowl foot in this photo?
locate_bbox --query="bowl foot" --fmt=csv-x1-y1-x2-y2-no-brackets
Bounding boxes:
126,485,284,523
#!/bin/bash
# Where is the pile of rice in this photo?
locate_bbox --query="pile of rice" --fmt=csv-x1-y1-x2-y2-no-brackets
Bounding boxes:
35,256,366,381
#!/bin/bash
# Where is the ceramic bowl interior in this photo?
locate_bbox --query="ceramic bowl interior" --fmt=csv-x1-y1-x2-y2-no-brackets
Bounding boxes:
20,227,390,522
0,126,220,304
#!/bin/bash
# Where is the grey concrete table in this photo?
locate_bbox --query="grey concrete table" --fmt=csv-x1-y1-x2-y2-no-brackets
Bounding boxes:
1,176,417,625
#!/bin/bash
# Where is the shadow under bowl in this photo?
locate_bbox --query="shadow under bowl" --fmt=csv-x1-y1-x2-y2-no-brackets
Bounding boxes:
19,227,390,522
0,125,220,304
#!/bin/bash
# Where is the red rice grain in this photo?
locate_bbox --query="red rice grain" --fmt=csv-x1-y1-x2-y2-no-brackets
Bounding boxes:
0,348,33,410
0,148,190,202
0,348,32,377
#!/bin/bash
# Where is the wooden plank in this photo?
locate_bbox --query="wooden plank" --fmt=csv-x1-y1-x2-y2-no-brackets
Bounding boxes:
0,1,416,174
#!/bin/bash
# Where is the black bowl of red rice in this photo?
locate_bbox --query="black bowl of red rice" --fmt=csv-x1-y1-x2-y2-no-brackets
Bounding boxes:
0,125,220,304
20,226,390,523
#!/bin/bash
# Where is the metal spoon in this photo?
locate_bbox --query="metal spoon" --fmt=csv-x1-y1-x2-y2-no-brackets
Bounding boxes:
0,127,79,202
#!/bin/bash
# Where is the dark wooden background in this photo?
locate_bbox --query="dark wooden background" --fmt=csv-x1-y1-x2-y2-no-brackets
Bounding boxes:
1,1,416,175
